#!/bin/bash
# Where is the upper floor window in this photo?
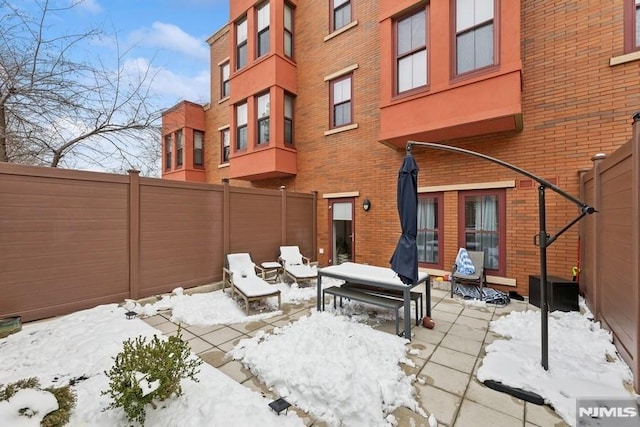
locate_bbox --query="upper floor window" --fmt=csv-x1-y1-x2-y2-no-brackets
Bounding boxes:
220,62,230,98
396,8,427,94
164,134,172,170
175,130,183,168
458,189,506,275
194,130,204,167
332,0,351,32
455,0,495,75
257,93,270,144
284,3,294,58
257,2,270,58
625,0,640,52
284,93,294,144
221,128,230,163
418,193,443,268
330,74,352,128
236,17,248,70
236,102,248,150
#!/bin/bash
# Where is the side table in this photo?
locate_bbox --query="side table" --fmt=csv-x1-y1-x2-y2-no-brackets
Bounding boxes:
261,261,282,283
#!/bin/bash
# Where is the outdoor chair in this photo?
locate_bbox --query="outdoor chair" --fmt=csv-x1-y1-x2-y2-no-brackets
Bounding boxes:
451,249,486,300
223,253,281,315
278,246,318,286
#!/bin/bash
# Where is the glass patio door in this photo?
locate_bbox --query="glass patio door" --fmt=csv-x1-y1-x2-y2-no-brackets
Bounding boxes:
330,200,354,265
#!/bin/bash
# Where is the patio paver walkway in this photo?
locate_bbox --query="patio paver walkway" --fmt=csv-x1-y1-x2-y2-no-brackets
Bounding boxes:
142,284,569,427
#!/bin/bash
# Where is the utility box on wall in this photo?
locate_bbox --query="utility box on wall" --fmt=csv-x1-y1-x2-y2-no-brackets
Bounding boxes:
528,275,579,312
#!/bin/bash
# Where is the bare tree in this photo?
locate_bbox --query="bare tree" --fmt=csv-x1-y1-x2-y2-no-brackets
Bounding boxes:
0,0,162,176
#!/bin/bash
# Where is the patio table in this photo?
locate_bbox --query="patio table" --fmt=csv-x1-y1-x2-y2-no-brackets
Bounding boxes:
317,262,430,340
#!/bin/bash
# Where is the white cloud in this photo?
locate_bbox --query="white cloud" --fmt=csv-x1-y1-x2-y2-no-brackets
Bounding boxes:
123,57,210,105
72,0,103,14
130,22,209,61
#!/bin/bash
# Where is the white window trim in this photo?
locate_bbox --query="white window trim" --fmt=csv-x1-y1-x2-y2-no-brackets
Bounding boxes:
418,180,515,193
323,191,359,199
324,123,358,136
324,64,358,82
324,20,358,42
610,50,640,66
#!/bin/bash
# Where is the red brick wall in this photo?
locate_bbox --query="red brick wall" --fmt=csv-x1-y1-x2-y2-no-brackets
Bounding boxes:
201,0,640,296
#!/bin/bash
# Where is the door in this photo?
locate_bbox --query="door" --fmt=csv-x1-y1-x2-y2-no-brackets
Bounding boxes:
329,199,354,265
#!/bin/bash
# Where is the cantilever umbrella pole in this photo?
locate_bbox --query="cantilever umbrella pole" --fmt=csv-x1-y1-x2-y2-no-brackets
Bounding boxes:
406,141,596,372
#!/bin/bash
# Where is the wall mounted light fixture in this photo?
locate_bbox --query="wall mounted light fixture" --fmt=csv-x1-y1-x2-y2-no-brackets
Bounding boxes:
362,199,371,211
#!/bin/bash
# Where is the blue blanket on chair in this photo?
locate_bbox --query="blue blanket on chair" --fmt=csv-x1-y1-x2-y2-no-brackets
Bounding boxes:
454,284,510,305
455,248,476,275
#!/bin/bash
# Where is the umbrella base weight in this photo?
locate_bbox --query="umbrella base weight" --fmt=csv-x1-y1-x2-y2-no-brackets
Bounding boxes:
483,380,544,405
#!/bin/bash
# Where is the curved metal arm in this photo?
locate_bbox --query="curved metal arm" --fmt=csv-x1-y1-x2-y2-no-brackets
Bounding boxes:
407,141,595,213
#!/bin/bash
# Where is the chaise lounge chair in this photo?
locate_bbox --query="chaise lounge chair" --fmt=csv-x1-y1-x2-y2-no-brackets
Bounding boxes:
278,246,318,286
451,248,486,300
223,253,281,314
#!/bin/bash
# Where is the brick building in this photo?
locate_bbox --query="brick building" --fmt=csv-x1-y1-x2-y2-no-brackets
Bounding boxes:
161,0,640,297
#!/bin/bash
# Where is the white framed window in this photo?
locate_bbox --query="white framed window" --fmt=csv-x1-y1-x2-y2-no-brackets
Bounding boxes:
220,62,230,98
236,17,248,70
284,93,294,144
284,3,294,58
221,128,230,163
332,0,351,32
455,0,495,75
257,2,270,58
330,74,352,128
194,130,204,167
396,8,427,93
236,102,248,150
175,129,183,168
257,93,270,144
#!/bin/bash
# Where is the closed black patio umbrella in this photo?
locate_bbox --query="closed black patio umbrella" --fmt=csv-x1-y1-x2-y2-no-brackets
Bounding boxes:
390,149,419,285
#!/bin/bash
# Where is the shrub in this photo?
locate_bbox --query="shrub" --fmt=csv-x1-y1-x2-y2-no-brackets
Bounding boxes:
102,329,202,426
0,377,76,426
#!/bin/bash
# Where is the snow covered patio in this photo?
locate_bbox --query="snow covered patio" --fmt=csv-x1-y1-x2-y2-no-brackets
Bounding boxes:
1,280,635,426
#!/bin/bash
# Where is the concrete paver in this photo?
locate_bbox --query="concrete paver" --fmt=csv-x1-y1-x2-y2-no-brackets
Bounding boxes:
148,283,568,426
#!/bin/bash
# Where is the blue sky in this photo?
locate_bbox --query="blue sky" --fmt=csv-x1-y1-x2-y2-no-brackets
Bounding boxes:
20,0,230,107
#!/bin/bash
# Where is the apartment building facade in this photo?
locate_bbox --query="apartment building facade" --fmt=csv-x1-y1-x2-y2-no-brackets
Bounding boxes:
161,0,640,296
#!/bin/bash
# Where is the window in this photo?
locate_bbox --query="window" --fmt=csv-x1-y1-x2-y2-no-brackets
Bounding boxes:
459,189,506,274
330,74,352,128
236,17,248,70
194,130,204,167
257,93,270,144
221,128,230,163
284,3,294,58
220,62,230,98
164,134,172,170
257,2,270,58
332,0,351,32
417,193,443,267
625,0,640,52
284,93,294,144
175,130,183,168
236,102,248,150
396,8,427,93
455,0,495,75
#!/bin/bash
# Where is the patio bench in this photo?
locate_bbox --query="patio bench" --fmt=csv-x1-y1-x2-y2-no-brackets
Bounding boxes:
322,285,404,335
341,283,423,326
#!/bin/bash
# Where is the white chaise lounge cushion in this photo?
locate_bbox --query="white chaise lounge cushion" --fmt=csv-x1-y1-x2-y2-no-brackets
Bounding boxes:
234,277,279,297
227,253,258,277
285,263,317,279
280,246,304,266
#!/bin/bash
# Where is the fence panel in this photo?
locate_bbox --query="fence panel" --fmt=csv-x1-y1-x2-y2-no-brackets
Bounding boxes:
138,179,225,298
0,165,316,322
580,116,640,392
0,165,130,321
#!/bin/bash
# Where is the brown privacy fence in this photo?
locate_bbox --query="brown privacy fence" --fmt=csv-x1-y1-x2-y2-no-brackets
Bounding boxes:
580,114,640,392
0,164,316,322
